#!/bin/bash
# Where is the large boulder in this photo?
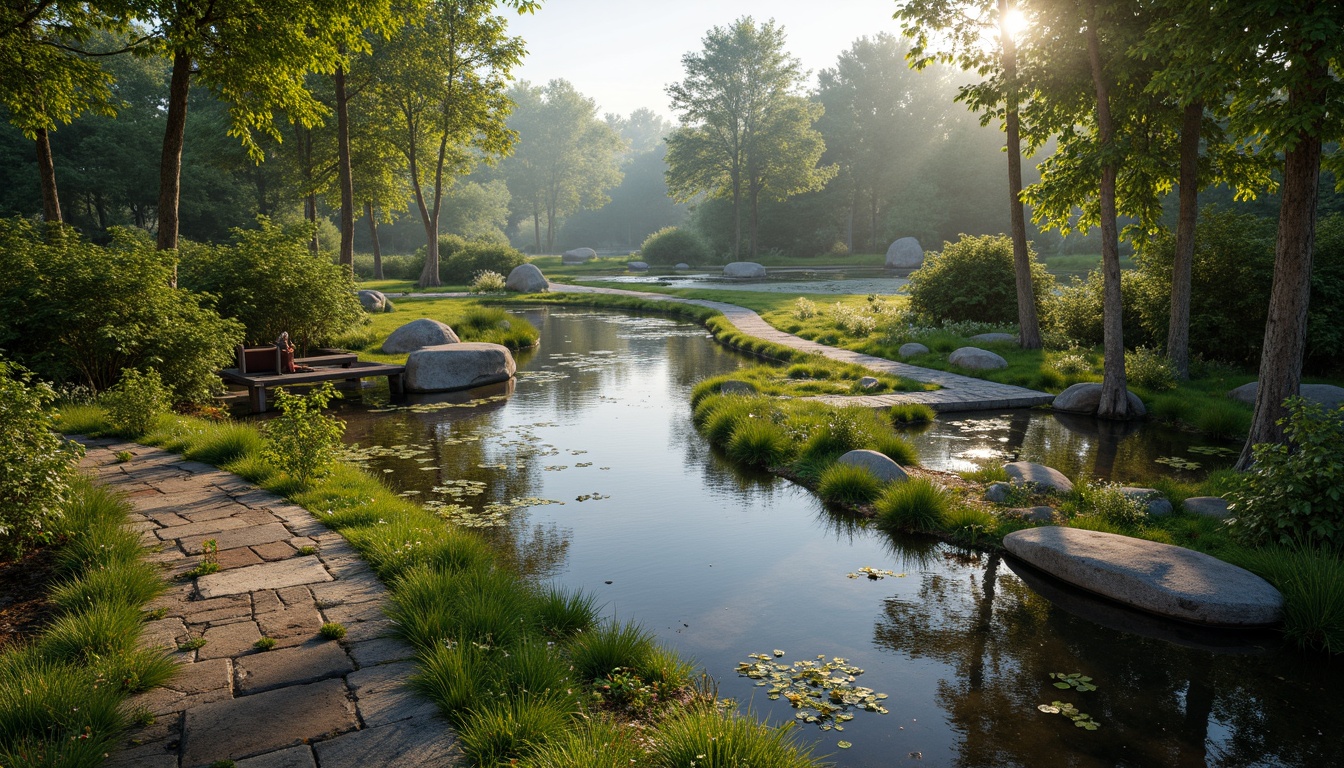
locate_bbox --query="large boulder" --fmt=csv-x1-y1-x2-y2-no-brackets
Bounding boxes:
885,237,924,268
1004,461,1074,494
1004,526,1283,625
836,449,909,484
969,332,1017,345
674,263,690,271
358,289,388,313
949,347,1007,371
1052,382,1147,418
627,261,650,272
898,342,929,358
1183,496,1231,519
1002,506,1056,523
562,247,596,265
1119,487,1174,517
405,342,516,393
381,318,459,354
723,261,767,279
505,264,548,293
1229,381,1344,410
984,482,1012,503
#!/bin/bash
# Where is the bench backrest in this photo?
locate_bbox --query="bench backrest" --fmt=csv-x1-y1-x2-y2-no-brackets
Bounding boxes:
237,345,281,375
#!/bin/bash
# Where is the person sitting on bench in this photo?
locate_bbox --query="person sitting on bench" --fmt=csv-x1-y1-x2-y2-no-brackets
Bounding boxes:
276,332,314,373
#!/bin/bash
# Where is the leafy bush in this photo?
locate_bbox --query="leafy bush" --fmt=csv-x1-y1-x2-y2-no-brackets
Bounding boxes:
439,241,527,284
179,218,362,352
905,234,1055,325
100,368,170,437
1047,268,1148,348
640,226,709,265
0,220,243,403
1073,482,1146,528
352,253,424,281
793,297,818,319
1229,398,1344,549
262,382,345,486
471,270,508,294
1123,347,1177,391
0,361,81,557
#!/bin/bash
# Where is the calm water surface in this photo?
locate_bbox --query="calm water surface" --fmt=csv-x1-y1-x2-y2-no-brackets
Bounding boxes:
335,308,1341,768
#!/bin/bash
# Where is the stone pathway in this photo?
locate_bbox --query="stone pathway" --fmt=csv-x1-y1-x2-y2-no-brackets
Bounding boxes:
73,437,456,768
545,283,1055,412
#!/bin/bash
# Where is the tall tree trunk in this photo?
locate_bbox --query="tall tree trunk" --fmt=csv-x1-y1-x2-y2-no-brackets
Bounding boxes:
334,61,355,270
1167,101,1203,380
846,187,855,255
157,48,193,262
1001,0,1041,350
35,128,61,223
731,180,742,258
416,136,448,287
546,202,556,254
305,194,319,253
748,186,760,259
366,202,383,280
408,146,437,287
1085,7,1129,420
1236,132,1322,469
532,206,542,255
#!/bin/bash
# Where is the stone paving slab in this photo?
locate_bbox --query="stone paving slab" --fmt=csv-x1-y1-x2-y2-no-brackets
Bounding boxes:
549,284,1055,412
77,442,461,767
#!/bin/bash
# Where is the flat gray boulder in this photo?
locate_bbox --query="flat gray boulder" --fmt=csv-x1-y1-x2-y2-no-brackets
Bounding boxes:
381,318,459,354
405,342,516,393
949,346,1007,371
984,482,1011,503
718,380,757,396
358,289,388,312
1052,382,1147,418
562,247,596,265
1004,526,1283,626
899,342,929,358
627,261,649,271
836,449,909,484
969,332,1016,345
885,237,924,268
674,262,690,271
1183,496,1231,519
723,261,767,279
1120,487,1173,517
1002,506,1056,523
1004,461,1074,494
1229,381,1344,410
505,263,549,293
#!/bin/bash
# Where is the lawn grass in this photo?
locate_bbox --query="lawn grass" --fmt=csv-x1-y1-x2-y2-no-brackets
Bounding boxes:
328,298,541,361
352,278,472,294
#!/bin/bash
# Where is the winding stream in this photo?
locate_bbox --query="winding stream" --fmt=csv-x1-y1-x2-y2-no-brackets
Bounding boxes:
333,307,1341,768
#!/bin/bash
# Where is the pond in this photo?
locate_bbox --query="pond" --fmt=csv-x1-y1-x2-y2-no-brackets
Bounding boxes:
333,307,1341,768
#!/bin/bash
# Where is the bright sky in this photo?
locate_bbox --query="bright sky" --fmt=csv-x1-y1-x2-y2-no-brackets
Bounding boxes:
507,0,904,120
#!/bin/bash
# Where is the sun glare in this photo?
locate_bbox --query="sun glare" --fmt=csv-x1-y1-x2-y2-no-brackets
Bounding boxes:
1002,8,1029,41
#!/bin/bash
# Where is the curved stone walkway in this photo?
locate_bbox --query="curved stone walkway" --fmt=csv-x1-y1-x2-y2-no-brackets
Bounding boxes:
74,437,455,768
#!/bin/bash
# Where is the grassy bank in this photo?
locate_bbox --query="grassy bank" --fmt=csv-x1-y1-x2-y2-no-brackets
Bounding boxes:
0,473,176,767
57,406,823,768
330,300,540,360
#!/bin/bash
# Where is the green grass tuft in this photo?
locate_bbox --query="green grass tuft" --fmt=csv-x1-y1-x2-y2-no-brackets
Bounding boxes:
567,621,657,683
182,423,265,465
726,419,793,467
888,403,936,425
874,479,950,533
651,705,818,768
534,586,599,639
458,692,577,767
816,464,884,505
1224,546,1344,654
1190,399,1253,439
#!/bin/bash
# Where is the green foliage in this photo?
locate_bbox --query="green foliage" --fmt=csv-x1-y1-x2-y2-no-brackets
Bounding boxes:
471,270,508,294
1229,398,1344,550
0,221,243,403
651,705,818,768
0,360,81,558
179,218,364,350
1190,399,1252,439
906,234,1055,325
452,307,540,350
874,478,950,533
640,226,709,265
441,242,527,285
100,368,171,437
1224,546,1344,654
1047,268,1147,349
1071,482,1147,529
458,692,576,768
726,419,794,468
320,622,347,640
253,637,277,651
514,719,646,768
262,382,345,486
567,621,657,683
533,586,598,639
888,403,936,425
1124,347,1177,391
817,464,884,505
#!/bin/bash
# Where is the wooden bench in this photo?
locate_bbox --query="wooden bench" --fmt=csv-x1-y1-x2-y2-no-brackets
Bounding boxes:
235,345,358,375
220,360,405,413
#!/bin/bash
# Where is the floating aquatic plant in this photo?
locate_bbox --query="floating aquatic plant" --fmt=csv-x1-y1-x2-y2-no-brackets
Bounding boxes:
1155,455,1201,471
1037,701,1101,730
736,652,889,728
846,567,904,580
1049,672,1097,692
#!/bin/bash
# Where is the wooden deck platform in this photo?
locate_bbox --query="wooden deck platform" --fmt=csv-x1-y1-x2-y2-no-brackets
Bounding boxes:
220,361,405,413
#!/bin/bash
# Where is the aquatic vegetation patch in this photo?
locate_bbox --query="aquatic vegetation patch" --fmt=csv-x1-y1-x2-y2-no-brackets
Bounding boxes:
1049,672,1097,692
847,567,904,580
736,652,890,727
1037,701,1101,730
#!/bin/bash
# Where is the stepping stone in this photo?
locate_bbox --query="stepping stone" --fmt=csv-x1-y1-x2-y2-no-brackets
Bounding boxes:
1003,461,1074,494
180,523,292,555
1004,526,1283,626
313,717,457,767
1184,496,1231,519
181,678,356,766
196,557,332,599
836,449,908,483
236,745,316,768
236,641,354,694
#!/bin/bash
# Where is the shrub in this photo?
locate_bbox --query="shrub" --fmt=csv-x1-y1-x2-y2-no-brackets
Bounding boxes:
817,464,883,505
793,297,818,319
1228,398,1344,549
100,368,171,437
1122,347,1177,392
640,226,709,265
1073,482,1146,528
905,234,1055,325
440,241,527,284
471,270,508,294
352,252,424,281
874,478,949,533
0,220,243,403
1047,268,1148,348
179,218,362,352
0,361,82,557
262,382,345,486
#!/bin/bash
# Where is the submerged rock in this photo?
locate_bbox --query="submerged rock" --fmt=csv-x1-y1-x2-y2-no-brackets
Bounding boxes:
381,318,459,354
885,237,923,269
723,261,767,279
949,347,1007,371
1003,461,1074,494
1004,526,1283,626
505,264,549,293
836,449,909,484
898,342,929,358
405,342,515,392
1052,382,1147,418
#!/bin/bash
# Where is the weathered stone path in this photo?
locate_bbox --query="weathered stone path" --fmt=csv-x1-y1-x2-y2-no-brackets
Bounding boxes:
73,437,456,768
545,283,1055,412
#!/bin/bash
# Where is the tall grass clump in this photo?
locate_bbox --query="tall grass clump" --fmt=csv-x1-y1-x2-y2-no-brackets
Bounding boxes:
873,434,919,466
455,307,539,349
1223,546,1344,653
182,422,265,465
515,719,646,768
534,586,599,639
651,706,818,768
567,621,657,683
726,419,793,467
888,403,936,425
875,479,950,533
816,464,883,505
458,692,578,767
1191,399,1252,439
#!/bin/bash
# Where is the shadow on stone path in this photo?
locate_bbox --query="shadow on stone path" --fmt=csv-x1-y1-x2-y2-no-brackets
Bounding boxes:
75,437,457,768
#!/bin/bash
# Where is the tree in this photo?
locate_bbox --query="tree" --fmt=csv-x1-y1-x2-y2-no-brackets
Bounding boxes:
371,0,525,286
666,17,831,259
501,80,624,254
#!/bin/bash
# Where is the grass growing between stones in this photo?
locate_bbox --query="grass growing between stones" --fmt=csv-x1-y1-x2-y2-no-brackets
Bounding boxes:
0,476,176,768
60,406,828,767
692,363,930,402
